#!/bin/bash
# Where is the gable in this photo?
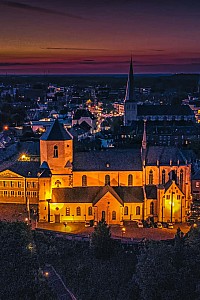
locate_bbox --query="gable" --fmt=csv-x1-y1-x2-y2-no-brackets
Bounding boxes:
164,181,184,196
0,170,23,178
94,191,123,207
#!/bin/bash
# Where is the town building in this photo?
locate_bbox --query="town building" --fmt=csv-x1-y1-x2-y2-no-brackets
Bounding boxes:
124,59,195,126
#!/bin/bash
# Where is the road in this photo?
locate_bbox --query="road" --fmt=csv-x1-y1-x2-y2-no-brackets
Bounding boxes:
43,264,77,300
37,222,190,241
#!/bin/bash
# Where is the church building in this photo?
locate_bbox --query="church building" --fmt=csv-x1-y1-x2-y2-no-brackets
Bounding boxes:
0,62,192,225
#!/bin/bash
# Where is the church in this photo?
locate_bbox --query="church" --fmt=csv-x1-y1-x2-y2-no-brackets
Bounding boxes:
0,61,192,225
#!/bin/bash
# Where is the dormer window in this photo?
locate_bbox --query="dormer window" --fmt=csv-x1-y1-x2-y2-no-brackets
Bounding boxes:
54,145,58,158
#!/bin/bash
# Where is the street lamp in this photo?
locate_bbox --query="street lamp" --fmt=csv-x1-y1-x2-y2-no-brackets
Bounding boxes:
121,227,126,238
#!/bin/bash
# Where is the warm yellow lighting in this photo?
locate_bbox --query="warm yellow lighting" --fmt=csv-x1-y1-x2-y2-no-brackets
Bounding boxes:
122,227,126,233
44,271,49,277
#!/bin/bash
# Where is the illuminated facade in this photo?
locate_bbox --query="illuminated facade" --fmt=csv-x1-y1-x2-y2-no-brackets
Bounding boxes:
0,120,192,224
37,118,191,224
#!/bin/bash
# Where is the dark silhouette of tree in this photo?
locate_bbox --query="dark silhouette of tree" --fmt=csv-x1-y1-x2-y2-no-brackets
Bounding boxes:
91,220,113,259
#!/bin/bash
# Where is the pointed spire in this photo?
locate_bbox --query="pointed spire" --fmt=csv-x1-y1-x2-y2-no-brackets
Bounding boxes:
142,119,147,150
40,119,72,141
125,57,134,102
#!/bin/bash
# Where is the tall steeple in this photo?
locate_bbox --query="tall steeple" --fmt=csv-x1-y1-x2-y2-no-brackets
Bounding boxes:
124,57,137,125
125,57,134,102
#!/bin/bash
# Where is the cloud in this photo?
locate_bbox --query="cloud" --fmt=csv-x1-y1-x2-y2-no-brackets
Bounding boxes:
43,47,108,51
1,1,87,20
148,49,165,52
0,62,64,67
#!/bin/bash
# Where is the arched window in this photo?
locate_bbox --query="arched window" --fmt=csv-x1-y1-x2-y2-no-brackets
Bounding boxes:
180,169,183,188
124,206,128,215
53,145,58,158
128,174,133,186
76,206,81,216
162,170,165,185
112,211,116,220
88,206,92,216
105,175,110,186
66,207,70,216
150,202,154,215
136,206,140,215
149,170,153,185
82,175,87,187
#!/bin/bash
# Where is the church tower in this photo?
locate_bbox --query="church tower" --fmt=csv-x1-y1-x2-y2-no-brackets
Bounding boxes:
124,57,137,125
40,119,73,176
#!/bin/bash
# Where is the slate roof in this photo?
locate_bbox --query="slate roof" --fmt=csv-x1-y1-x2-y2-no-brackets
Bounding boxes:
0,161,40,178
93,185,124,206
40,119,72,141
51,186,144,204
113,186,144,203
73,148,142,171
145,185,157,199
145,146,187,166
137,105,193,116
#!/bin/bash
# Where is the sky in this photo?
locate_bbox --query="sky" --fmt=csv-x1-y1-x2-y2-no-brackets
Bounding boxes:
0,0,200,74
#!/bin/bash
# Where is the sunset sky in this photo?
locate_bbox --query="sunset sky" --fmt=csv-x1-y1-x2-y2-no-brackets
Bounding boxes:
0,0,200,74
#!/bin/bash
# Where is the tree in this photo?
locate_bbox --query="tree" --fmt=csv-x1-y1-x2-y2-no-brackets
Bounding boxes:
91,220,113,259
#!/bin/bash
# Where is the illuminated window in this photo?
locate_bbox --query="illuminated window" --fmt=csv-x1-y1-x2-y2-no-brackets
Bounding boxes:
53,145,58,158
76,206,81,216
136,206,140,215
150,202,154,215
18,181,22,188
82,175,87,187
124,206,128,215
88,206,92,216
128,174,133,186
112,211,116,220
149,170,153,185
66,207,70,216
105,175,110,186
196,182,200,188
162,170,165,184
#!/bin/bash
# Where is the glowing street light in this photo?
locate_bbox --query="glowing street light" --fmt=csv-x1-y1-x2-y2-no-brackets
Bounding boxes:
121,227,126,238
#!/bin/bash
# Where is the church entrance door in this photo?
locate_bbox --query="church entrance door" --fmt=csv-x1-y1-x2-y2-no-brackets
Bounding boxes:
102,211,106,221
55,214,60,223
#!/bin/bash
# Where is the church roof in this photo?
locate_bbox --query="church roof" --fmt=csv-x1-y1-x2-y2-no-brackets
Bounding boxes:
73,148,142,171
145,185,157,199
0,161,40,178
40,119,72,141
137,105,193,116
113,186,144,203
145,146,187,166
51,186,144,204
93,185,124,206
